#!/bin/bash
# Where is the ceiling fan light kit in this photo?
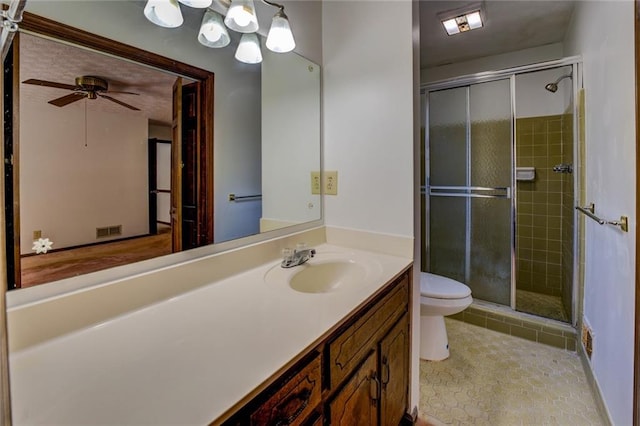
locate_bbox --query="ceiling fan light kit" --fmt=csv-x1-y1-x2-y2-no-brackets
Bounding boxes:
22,75,141,111
144,0,296,64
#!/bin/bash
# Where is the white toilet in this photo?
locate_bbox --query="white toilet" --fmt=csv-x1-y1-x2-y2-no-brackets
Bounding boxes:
420,272,472,361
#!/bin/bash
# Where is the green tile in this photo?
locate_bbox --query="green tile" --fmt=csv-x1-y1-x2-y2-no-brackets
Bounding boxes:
518,191,533,202
518,260,532,271
567,338,577,352
549,143,563,156
538,331,566,349
532,261,546,274
542,325,565,336
533,144,548,156
449,311,465,322
531,226,547,239
510,325,537,341
548,181,563,192
520,320,543,331
518,134,534,146
533,215,547,228
531,238,547,251
548,216,561,228
518,203,533,214
533,120,546,133
486,318,511,334
504,316,523,326
518,146,534,157
519,215,533,226
463,312,487,328
547,132,562,144
548,263,562,276
518,227,533,239
548,227,561,240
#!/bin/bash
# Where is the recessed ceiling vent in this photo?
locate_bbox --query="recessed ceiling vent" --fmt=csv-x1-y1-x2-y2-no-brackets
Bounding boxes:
96,225,122,239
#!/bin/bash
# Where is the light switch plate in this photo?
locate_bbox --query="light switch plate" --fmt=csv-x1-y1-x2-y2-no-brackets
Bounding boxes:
325,171,338,195
311,171,321,195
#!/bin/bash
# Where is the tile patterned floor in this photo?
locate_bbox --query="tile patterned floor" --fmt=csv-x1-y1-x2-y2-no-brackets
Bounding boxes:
516,290,569,323
420,319,604,425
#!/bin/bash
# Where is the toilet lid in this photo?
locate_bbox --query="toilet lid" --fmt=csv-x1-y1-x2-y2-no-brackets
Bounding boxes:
420,273,471,299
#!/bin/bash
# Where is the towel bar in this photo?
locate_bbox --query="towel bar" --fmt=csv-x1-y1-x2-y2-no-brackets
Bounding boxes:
576,203,628,232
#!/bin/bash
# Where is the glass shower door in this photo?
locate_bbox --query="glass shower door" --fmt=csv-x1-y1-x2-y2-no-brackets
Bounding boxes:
427,79,513,306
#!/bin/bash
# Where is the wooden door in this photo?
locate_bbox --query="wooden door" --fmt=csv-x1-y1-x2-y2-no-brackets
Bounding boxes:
171,77,182,252
329,350,378,425
379,314,410,426
3,39,19,290
180,82,200,250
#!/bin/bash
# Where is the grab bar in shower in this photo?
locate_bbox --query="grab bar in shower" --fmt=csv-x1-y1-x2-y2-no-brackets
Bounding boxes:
427,186,511,199
576,203,628,232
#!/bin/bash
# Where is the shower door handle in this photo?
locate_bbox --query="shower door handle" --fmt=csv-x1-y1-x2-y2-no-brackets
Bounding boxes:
428,186,511,199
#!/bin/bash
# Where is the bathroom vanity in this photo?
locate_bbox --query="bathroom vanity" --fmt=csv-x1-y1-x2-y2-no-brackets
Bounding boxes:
7,242,413,425
221,267,411,425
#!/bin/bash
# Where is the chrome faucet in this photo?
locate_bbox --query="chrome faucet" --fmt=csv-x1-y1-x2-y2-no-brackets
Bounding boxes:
281,245,316,268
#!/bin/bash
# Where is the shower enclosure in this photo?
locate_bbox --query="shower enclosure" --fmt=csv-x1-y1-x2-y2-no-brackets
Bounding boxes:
422,59,579,324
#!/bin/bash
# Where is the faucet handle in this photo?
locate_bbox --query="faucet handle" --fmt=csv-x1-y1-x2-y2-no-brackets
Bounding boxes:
282,247,293,259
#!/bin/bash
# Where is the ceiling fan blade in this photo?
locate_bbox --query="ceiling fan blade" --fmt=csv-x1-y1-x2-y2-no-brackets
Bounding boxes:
23,79,77,91
48,92,87,107
105,90,140,96
99,94,140,111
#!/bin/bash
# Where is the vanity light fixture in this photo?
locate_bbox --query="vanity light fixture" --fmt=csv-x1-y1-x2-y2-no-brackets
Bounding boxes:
178,0,213,8
235,33,263,63
440,8,483,36
266,6,295,53
143,0,184,28
224,0,259,33
198,9,230,48
144,0,296,64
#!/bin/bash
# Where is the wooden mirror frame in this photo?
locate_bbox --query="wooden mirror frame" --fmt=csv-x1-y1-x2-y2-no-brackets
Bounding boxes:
3,12,215,290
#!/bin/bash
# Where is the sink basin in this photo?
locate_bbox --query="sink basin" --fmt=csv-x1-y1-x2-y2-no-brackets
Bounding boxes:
289,261,365,293
264,250,383,294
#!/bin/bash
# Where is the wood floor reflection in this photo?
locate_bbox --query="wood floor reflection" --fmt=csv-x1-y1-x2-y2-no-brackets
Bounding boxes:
20,229,172,288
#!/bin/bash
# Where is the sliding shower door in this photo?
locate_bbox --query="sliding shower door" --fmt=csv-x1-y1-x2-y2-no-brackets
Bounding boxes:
426,79,513,305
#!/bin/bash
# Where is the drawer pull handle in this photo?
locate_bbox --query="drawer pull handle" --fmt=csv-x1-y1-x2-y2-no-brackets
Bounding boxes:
381,356,390,385
370,374,380,403
273,388,312,426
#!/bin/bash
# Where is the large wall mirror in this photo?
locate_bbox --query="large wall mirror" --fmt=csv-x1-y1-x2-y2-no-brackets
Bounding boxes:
4,0,322,292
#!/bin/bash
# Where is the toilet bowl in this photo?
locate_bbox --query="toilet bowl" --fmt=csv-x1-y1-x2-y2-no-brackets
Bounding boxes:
420,272,472,361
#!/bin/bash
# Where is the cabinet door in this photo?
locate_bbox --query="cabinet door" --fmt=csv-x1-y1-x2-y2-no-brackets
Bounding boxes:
329,351,379,425
379,314,409,426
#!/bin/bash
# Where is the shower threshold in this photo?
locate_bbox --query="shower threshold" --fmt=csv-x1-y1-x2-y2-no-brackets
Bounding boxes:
449,299,577,351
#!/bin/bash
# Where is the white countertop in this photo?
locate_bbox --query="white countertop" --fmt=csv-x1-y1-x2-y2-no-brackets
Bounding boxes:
9,244,411,425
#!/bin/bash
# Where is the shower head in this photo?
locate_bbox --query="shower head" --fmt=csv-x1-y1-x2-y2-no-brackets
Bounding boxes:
545,73,572,93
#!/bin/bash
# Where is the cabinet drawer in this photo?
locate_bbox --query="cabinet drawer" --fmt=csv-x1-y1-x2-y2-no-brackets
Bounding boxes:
328,274,409,388
250,353,322,426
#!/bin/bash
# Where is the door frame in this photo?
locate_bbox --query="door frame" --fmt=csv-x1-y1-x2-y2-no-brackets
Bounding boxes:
3,12,214,289
148,138,172,235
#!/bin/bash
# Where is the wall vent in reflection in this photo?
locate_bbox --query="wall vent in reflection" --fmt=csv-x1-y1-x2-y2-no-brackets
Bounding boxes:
96,225,122,239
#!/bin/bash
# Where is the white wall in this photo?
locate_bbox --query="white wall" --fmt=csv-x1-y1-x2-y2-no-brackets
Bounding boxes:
20,101,148,253
515,67,572,118
261,49,321,230
323,1,414,237
422,43,564,84
323,0,417,409
563,1,636,424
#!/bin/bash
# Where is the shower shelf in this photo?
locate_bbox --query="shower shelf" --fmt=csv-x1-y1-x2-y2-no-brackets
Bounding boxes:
576,203,628,232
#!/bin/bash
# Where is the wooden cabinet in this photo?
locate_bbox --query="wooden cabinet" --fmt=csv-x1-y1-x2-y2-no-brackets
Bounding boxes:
380,314,410,426
250,353,321,425
219,268,412,426
329,351,378,425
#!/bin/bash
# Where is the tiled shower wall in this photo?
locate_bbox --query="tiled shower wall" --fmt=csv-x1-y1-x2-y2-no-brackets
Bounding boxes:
516,115,573,310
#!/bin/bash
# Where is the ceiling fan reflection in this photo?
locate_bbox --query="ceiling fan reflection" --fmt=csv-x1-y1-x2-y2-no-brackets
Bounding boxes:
22,75,140,111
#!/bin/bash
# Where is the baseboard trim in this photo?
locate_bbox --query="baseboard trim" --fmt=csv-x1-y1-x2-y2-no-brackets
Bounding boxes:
577,343,614,426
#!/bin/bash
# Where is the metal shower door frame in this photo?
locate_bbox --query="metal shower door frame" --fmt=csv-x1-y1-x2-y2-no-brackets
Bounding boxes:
422,56,582,322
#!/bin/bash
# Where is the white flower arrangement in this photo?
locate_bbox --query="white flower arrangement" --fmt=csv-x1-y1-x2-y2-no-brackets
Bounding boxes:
32,238,53,254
